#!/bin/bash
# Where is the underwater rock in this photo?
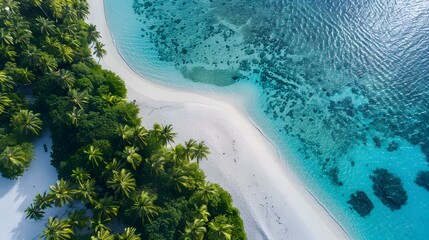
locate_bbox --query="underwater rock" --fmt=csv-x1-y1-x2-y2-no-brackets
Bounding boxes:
370,168,408,211
373,136,381,148
415,171,429,191
347,191,374,217
387,141,399,152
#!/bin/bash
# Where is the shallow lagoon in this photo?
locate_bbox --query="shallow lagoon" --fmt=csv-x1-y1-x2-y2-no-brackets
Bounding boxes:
105,0,429,238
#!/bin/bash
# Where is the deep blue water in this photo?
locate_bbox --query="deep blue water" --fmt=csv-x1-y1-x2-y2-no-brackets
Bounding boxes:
104,0,429,239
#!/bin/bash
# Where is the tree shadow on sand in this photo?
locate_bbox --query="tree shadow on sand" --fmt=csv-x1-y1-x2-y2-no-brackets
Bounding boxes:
0,130,58,239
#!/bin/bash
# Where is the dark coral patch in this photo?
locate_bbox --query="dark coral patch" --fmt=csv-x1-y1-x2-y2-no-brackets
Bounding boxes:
347,191,374,217
370,168,408,211
415,171,429,191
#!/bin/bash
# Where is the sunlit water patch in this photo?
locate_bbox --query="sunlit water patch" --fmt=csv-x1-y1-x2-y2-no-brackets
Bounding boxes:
105,0,429,238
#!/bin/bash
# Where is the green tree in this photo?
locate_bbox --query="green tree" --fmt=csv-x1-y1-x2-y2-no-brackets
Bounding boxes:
11,109,43,136
68,89,89,109
194,182,219,204
107,168,136,198
91,229,115,240
122,146,142,170
84,145,102,167
35,16,56,35
93,41,106,63
34,191,53,209
0,28,13,45
94,195,119,221
67,106,83,125
0,93,12,114
25,203,44,221
0,71,15,91
207,215,234,240
49,179,74,207
67,209,88,231
75,179,97,203
41,217,74,240
118,227,141,240
193,141,210,164
71,167,90,184
127,191,161,225
183,218,206,240
0,144,34,179
52,69,75,89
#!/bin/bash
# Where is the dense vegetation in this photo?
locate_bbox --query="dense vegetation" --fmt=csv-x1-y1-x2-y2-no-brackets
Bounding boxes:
0,0,246,239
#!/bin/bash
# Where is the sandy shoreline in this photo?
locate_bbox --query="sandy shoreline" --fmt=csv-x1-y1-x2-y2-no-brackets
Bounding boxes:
88,0,350,239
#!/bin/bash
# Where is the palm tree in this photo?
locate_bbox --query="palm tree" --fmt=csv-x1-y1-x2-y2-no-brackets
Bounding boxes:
195,204,210,223
22,45,42,67
13,28,32,45
183,218,206,240
41,217,74,240
0,145,30,178
35,16,56,35
0,71,15,91
25,203,44,221
94,195,119,221
0,28,13,45
52,69,75,89
49,179,74,207
148,149,167,175
67,106,83,125
184,139,197,162
118,227,141,240
58,44,74,63
0,45,17,61
207,216,233,240
172,167,195,192
93,41,106,63
0,93,12,114
102,93,124,106
117,124,133,144
194,182,219,204
43,36,61,53
127,191,160,225
155,123,177,146
75,179,97,203
84,145,103,167
10,109,43,136
37,53,58,73
75,0,89,19
87,24,100,46
91,229,115,240
103,158,123,179
67,209,88,231
107,169,136,198
90,217,111,233
167,144,186,165
34,191,53,209
68,89,89,109
71,167,90,184
193,141,210,164
122,146,142,170
132,126,147,148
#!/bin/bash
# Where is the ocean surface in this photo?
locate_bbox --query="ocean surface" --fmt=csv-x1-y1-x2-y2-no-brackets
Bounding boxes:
104,0,429,239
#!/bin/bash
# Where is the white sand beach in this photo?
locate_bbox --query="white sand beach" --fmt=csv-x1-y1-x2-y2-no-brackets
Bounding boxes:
87,1,349,239
0,130,59,239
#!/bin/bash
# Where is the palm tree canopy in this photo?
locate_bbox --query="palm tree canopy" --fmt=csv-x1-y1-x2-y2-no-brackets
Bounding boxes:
107,168,136,198
48,179,74,207
41,217,74,240
10,109,43,136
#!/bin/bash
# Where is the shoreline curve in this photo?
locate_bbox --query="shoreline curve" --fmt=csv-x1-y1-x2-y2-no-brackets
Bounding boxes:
88,0,350,239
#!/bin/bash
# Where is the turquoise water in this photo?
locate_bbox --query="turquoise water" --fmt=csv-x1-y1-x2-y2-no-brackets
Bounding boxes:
104,0,429,239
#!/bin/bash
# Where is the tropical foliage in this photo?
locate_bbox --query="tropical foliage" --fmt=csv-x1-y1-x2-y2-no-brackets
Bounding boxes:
0,0,246,239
